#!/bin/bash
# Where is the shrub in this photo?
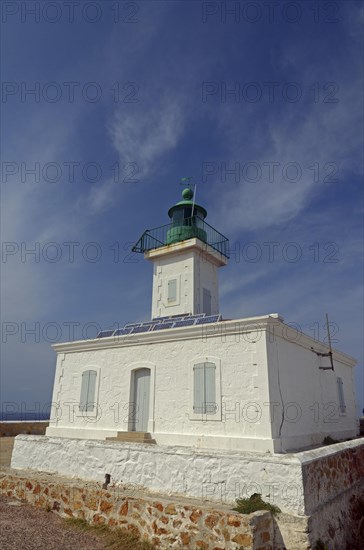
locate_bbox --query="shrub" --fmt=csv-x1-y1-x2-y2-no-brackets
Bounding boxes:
313,540,329,550
233,493,281,516
323,436,339,446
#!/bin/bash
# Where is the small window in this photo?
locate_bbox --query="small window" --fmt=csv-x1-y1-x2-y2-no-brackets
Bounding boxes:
80,370,97,412
172,209,184,225
203,288,211,315
337,377,346,414
167,278,177,302
193,362,216,414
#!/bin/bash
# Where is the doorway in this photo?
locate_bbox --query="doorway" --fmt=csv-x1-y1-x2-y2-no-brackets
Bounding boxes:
131,368,151,432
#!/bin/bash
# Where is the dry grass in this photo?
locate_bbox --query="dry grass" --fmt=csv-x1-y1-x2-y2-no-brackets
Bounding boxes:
65,517,155,550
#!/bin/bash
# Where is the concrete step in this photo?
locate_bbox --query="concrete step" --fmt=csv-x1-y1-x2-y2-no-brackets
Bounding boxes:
106,432,156,444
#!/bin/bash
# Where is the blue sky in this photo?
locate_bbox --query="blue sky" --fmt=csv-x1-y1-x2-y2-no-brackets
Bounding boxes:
1,0,363,416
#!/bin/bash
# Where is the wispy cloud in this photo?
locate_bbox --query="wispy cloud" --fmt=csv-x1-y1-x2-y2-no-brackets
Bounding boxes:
2,1,362,413
110,96,186,178
205,7,362,235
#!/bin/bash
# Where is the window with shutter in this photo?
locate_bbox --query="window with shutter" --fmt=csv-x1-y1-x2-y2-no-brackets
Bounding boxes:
203,288,211,316
337,377,346,413
204,362,216,414
79,370,97,412
193,362,216,415
167,278,177,302
193,363,204,414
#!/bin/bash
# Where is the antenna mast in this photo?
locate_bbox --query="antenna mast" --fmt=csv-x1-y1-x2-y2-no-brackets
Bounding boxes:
310,313,335,371
325,313,334,370
191,183,197,218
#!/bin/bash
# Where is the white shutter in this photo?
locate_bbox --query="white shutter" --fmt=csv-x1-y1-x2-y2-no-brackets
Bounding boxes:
204,362,216,414
87,370,97,412
193,364,205,413
168,278,177,302
337,377,346,413
80,371,89,411
193,362,216,415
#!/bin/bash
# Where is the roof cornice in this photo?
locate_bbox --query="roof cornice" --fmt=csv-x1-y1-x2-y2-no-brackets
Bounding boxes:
51,314,356,366
144,238,228,266
52,315,272,353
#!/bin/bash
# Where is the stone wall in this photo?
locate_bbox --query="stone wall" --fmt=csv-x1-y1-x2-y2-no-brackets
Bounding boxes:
10,435,306,514
0,422,48,437
0,472,274,550
307,483,364,550
359,417,364,436
300,442,364,549
301,441,364,514
9,436,364,548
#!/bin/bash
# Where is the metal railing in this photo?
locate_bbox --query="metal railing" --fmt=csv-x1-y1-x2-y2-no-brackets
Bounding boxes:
132,216,229,258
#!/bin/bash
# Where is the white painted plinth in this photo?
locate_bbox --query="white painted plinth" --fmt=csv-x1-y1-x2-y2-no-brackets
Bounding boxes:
12,434,305,514
12,435,363,518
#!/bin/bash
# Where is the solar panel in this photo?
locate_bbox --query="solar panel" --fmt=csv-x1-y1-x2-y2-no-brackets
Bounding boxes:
131,325,152,334
173,319,196,327
171,313,190,319
95,313,222,341
153,314,191,322
153,322,174,330
114,328,132,336
196,315,221,325
187,313,206,319
96,330,115,338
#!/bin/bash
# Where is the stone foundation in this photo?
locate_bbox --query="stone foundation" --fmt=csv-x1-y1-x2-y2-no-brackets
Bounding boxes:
10,435,364,549
0,471,274,549
301,441,364,549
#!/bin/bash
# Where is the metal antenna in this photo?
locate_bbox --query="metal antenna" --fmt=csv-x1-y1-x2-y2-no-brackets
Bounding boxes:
179,177,197,217
325,313,334,370
191,183,197,218
310,313,335,371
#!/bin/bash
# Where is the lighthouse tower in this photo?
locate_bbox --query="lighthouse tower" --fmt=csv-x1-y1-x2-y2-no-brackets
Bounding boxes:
133,187,229,320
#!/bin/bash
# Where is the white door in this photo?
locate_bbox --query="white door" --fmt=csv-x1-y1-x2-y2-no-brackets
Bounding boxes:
132,368,150,432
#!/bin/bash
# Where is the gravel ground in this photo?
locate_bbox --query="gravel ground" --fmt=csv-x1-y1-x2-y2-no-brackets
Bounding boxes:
0,496,108,550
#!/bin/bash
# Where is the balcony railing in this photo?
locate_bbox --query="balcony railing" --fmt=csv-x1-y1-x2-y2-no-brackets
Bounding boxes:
132,216,229,258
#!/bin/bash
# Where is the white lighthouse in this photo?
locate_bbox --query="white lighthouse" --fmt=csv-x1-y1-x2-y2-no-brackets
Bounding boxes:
133,187,228,319
35,183,358,454
11,181,361,549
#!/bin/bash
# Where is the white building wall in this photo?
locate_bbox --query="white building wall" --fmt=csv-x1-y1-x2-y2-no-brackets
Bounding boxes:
46,328,274,452
46,317,358,453
194,252,219,315
266,331,358,451
151,252,194,318
147,239,226,319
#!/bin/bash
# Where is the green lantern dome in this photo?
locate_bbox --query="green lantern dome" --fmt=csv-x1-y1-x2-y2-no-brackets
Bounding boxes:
132,183,229,258
167,188,207,220
166,188,208,245
182,188,194,200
